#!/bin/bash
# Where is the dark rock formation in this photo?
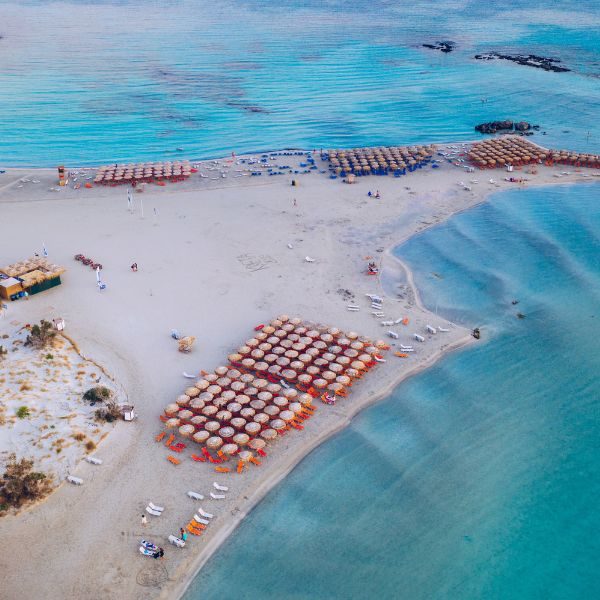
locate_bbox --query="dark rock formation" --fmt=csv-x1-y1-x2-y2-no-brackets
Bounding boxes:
475,120,539,135
423,41,455,53
474,52,570,73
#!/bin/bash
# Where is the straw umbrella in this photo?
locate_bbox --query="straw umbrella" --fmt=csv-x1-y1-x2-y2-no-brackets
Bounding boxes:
164,403,179,416
233,433,250,447
270,419,286,432
205,421,220,433
283,388,298,399
193,430,210,444
221,443,239,456
279,410,295,425
165,418,180,428
216,410,232,423
179,424,195,438
240,407,256,419
250,399,266,411
231,417,247,431
273,396,289,409
219,426,235,442
191,415,207,428
245,422,261,436
249,438,266,452
176,394,190,407
206,437,223,451
298,393,313,406
178,409,193,422
254,413,269,426
264,405,280,417
202,406,218,417
260,428,278,441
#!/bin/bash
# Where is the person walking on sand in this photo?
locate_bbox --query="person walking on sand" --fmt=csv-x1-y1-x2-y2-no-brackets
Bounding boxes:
293,198,297,207
375,190,381,199
142,514,147,527
131,262,138,272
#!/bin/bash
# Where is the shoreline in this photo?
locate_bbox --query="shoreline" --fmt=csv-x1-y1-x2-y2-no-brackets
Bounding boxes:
0,142,597,600
168,250,476,600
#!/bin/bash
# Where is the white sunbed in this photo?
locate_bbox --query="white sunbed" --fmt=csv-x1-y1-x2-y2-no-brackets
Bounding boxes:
67,475,83,485
210,493,226,500
305,256,315,263
188,491,204,500
168,535,185,548
198,508,214,519
146,507,162,517
85,456,102,465
194,515,209,525
438,327,450,332
213,483,228,492
148,502,164,512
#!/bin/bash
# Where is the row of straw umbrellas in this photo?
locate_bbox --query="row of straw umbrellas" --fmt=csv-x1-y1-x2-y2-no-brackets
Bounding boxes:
468,137,548,168
93,161,194,185
545,150,600,168
161,315,389,462
326,145,436,175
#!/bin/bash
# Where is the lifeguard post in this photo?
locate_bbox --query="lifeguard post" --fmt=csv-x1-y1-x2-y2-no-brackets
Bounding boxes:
57,165,68,186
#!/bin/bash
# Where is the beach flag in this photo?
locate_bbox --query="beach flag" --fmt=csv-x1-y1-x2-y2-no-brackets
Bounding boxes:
96,266,101,283
127,188,132,211
140,196,144,218
42,244,48,257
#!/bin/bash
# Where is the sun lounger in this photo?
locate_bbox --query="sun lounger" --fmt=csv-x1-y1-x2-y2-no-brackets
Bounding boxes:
186,525,202,536
67,475,83,485
194,515,209,525
305,256,315,262
210,493,226,500
198,508,214,519
146,507,162,517
213,483,228,492
187,491,204,500
155,432,166,442
189,521,206,531
168,535,185,548
85,456,102,465
149,502,164,512
167,455,180,465
215,466,230,473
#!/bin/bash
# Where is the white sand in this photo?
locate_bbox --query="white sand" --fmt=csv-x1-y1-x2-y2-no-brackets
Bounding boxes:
0,146,595,600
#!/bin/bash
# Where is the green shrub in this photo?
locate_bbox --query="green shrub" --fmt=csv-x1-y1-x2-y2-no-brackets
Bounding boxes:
24,320,56,349
83,386,112,405
16,406,30,419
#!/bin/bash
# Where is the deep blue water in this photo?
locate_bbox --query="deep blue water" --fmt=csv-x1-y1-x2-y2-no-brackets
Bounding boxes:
184,183,600,600
0,0,598,165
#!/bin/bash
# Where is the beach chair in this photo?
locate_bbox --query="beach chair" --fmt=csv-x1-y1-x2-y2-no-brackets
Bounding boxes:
167,456,180,465
164,434,175,447
210,493,226,500
249,456,261,466
237,461,245,474
187,491,204,500
215,466,230,473
67,475,83,485
168,535,185,548
145,507,162,517
159,415,168,422
189,521,206,531
194,515,209,525
198,508,214,519
169,445,184,453
155,432,166,442
85,456,102,465
186,525,202,536
213,483,228,492
257,449,267,457
191,454,207,462
148,502,164,512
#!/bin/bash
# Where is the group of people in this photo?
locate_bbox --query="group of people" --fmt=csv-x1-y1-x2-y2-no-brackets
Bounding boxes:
367,190,381,198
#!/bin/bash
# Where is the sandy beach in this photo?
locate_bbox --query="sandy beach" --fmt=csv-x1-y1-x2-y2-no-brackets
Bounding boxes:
0,146,595,600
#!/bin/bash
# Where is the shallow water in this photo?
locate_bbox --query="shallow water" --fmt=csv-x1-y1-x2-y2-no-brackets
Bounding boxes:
0,0,598,165
184,183,600,600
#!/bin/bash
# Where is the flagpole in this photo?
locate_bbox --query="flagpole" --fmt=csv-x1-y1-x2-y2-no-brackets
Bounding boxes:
140,196,144,218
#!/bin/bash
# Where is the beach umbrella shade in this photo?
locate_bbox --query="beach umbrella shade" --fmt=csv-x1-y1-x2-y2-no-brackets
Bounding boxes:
250,399,266,411
205,374,219,383
322,371,336,381
255,362,269,372
336,375,351,386
191,415,207,427
178,409,193,421
254,413,269,425
238,450,253,462
207,385,222,395
328,383,344,393
236,394,251,405
278,314,290,323
221,443,239,456
320,333,334,343
205,421,220,433
336,356,351,365
299,393,313,406
258,391,273,402
306,365,320,376
193,430,210,444
240,373,255,384
242,358,256,369
329,363,343,373
280,339,293,349
270,419,286,431
274,330,288,339
350,341,364,351
240,407,256,419
227,402,242,414
271,319,283,328
198,392,214,403
267,336,280,345
313,340,327,350
219,426,235,440
179,424,195,438
202,405,218,417
245,422,261,436
289,402,303,415
272,346,286,356
283,388,298,400
344,349,359,358
260,428,278,441
263,353,277,363
281,369,297,380
206,436,224,450
292,342,306,352
338,337,351,347
195,379,210,390
165,418,180,428
245,386,258,397
313,378,327,389
215,366,228,376
231,417,247,430
279,410,295,423
273,396,289,409
314,358,328,367
258,342,272,352
164,403,180,416
298,353,312,364
251,349,265,359
221,390,236,401
267,383,282,394
264,405,280,417
359,353,373,363
253,378,268,389
216,377,232,388
322,352,336,362
294,326,308,335
276,357,291,367
351,360,366,370
282,323,295,332
329,345,342,354
238,346,252,356
233,433,250,446
298,373,312,385
376,339,389,348
176,394,191,407
216,410,233,422
288,334,300,343
249,438,266,451
306,348,320,357
262,325,276,334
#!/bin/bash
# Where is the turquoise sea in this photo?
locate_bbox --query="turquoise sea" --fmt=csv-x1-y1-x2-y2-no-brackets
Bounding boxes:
185,183,600,600
0,0,598,166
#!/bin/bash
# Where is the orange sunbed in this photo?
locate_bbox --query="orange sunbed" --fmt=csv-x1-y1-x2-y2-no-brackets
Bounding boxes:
155,432,166,442
167,455,180,465
215,466,230,473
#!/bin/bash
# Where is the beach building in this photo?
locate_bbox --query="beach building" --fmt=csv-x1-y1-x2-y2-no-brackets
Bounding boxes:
0,256,65,301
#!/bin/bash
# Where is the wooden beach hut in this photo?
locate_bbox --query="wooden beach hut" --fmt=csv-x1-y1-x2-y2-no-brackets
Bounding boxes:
0,257,65,301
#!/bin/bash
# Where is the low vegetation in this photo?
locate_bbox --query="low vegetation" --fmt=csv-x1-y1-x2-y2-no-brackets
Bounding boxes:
83,386,112,405
25,320,56,349
95,400,121,423
16,406,30,419
0,453,53,512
